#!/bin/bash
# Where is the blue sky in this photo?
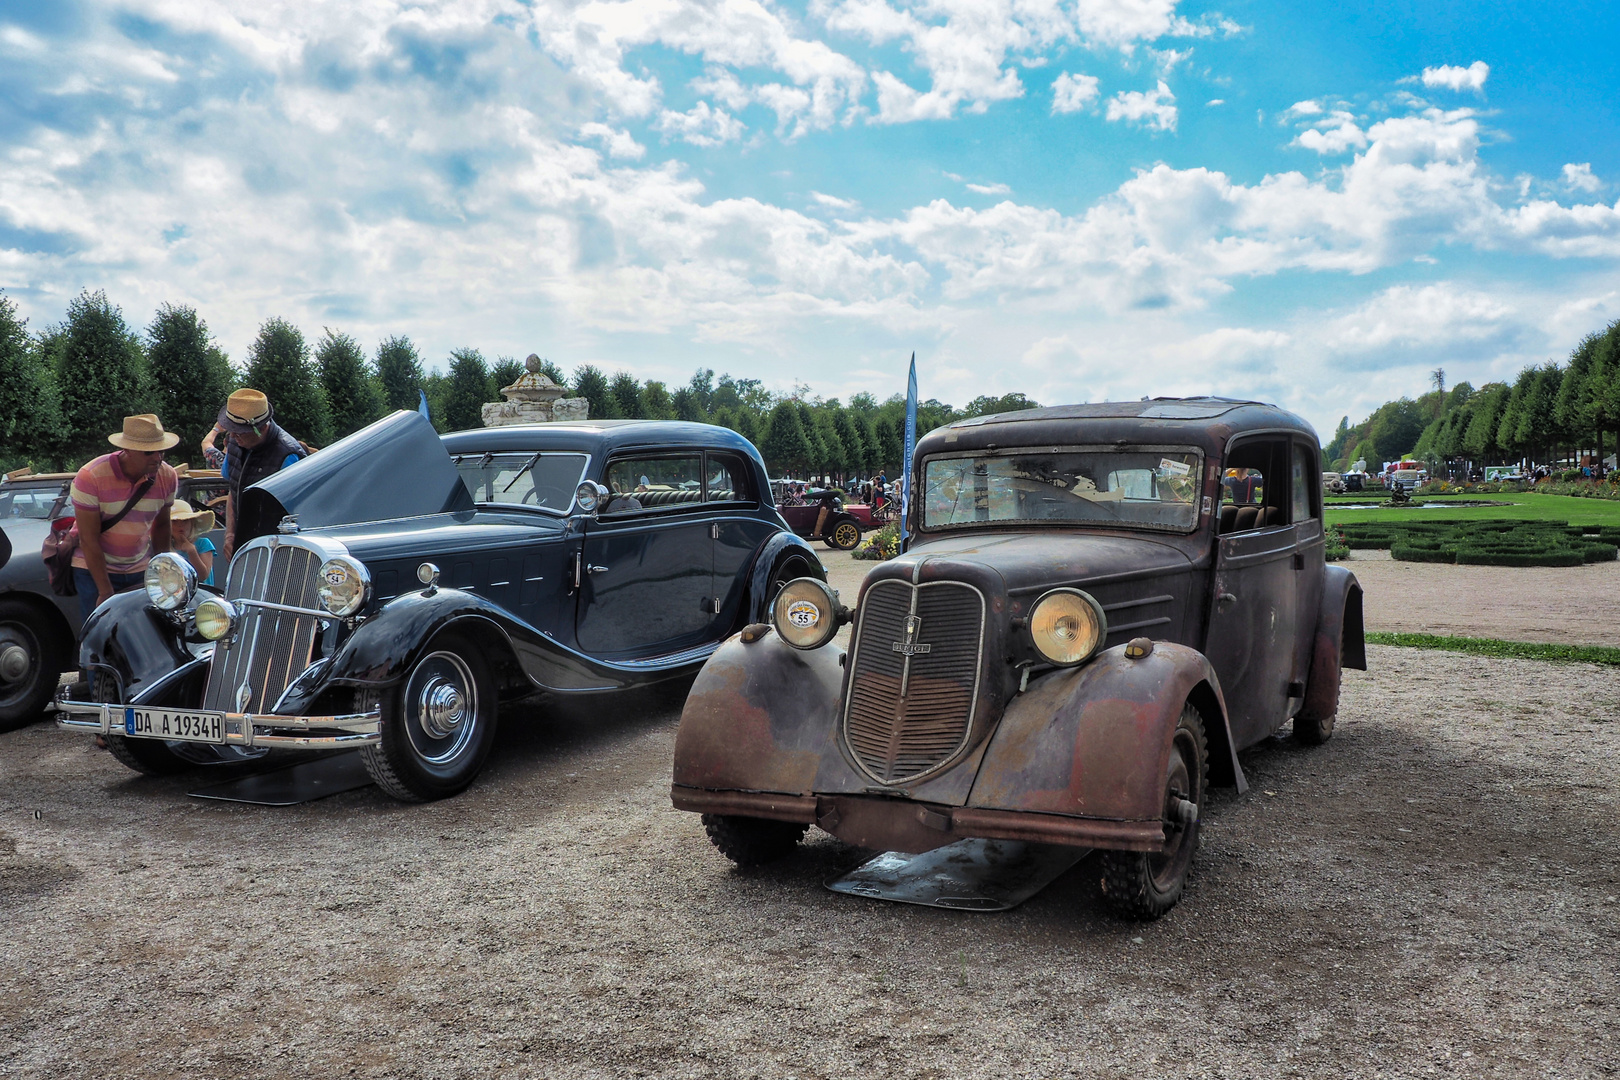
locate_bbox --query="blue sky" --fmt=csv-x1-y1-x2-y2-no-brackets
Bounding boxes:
1,0,1617,437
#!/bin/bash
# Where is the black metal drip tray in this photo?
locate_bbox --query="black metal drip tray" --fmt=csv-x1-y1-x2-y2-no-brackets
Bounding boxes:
825,838,1090,911
188,751,373,806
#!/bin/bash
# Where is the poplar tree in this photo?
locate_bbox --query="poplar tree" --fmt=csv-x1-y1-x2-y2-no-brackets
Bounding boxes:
571,365,621,418
375,335,426,413
0,291,66,469
245,317,332,447
761,402,811,475
317,329,384,440
610,371,646,418
441,348,491,432
145,303,236,452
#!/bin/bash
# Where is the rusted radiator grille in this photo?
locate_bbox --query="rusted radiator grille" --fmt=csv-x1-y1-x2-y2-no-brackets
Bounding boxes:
842,579,985,784
202,542,323,714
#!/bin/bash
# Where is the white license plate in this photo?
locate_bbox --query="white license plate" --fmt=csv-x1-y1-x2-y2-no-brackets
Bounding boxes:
124,708,225,744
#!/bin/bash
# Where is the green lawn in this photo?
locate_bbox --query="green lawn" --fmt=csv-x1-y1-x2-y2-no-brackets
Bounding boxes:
1365,632,1620,666
1324,491,1620,527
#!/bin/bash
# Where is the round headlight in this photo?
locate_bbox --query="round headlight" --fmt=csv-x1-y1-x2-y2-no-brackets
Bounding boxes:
195,597,236,641
316,556,370,617
1028,588,1107,666
575,481,601,512
144,552,196,612
771,578,841,650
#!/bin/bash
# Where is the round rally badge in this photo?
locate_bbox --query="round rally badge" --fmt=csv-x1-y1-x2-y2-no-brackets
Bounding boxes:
785,600,821,629
323,568,349,585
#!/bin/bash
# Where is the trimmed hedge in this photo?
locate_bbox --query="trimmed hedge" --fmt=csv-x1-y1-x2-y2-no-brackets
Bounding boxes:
1340,519,1620,566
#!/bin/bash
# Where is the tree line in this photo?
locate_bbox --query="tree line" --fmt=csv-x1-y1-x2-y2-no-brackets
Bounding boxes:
0,288,1039,478
1322,318,1620,475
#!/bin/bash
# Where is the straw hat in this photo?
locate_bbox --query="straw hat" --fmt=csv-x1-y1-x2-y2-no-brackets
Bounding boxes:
169,498,216,535
218,388,273,433
108,414,180,452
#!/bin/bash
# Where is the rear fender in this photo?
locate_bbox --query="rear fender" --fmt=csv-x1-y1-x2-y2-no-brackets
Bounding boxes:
745,533,825,624
1300,565,1365,722
78,590,192,702
967,642,1245,823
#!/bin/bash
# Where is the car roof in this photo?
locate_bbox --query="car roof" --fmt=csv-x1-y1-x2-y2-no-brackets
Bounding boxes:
440,420,762,459
919,397,1318,457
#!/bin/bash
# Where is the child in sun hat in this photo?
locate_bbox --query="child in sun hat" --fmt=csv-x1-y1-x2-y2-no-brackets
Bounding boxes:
169,499,217,586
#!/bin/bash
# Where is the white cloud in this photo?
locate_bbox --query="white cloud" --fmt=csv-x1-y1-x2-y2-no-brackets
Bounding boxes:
1285,100,1322,117
1206,98,1224,106
1150,47,1192,74
966,182,1012,195
578,122,646,160
1051,72,1100,114
1418,61,1489,94
1106,80,1177,131
654,102,746,147
1563,163,1602,194
1294,112,1368,155
811,191,857,209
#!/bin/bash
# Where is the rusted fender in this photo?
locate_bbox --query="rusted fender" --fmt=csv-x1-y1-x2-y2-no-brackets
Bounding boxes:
967,642,1244,822
1300,564,1366,722
672,629,865,796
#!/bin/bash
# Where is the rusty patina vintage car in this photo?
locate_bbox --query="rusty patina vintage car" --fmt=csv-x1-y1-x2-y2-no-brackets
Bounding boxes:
671,398,1366,918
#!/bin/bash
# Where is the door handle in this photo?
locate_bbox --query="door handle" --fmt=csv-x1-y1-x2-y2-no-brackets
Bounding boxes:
1217,592,1237,606
587,564,610,575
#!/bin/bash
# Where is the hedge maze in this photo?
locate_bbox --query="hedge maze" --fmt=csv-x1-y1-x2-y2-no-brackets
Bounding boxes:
1337,520,1620,567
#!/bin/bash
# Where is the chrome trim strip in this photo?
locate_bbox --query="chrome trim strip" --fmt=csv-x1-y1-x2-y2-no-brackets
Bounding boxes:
234,597,332,618
54,696,381,748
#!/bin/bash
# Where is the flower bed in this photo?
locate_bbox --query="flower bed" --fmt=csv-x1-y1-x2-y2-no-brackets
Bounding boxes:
1338,519,1620,566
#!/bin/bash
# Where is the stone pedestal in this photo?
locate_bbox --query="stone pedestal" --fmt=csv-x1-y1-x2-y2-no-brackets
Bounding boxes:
480,354,589,427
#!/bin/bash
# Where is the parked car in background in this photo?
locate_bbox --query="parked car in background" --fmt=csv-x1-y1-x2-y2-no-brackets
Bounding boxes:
1321,471,1344,495
776,488,864,550
55,413,823,801
672,397,1366,919
0,467,227,732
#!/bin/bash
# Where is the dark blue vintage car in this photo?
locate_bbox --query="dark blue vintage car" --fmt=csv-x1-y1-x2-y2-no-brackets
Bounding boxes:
54,411,822,801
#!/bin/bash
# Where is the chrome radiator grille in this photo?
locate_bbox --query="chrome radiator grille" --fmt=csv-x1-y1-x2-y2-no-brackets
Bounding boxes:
202,541,324,714
842,579,985,784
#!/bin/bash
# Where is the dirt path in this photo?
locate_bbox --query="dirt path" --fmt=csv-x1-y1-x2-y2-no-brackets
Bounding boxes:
2,647,1617,1079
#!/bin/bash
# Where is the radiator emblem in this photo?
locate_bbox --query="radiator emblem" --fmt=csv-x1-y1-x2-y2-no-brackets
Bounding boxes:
891,614,931,655
236,681,253,712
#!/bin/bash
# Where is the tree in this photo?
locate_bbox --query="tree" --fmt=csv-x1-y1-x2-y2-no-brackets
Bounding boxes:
490,357,523,398
642,380,676,420
685,368,716,418
0,291,66,469
731,406,760,446
54,290,151,467
1367,398,1426,463
375,335,425,413
672,387,704,423
1462,384,1509,462
145,303,235,452
317,329,384,440
441,348,491,432
609,371,646,418
833,408,866,473
761,402,812,475
245,317,331,447
533,357,567,385
962,392,1040,418
571,365,621,419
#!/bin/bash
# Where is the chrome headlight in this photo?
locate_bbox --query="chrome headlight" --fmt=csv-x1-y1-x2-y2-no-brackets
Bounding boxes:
316,556,370,617
771,578,842,650
144,552,196,611
194,597,236,641
1028,588,1107,666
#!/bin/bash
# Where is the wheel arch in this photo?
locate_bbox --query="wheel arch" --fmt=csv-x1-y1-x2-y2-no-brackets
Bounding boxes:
0,588,77,660
743,532,826,625
1300,564,1365,723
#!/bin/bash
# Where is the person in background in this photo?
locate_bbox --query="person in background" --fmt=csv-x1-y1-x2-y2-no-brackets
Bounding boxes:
71,414,179,627
217,388,305,559
199,422,227,471
169,499,217,586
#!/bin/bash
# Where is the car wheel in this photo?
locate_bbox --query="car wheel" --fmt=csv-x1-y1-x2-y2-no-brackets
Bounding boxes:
767,554,817,606
1099,702,1208,920
91,674,191,776
361,633,497,802
825,520,861,551
1295,635,1344,746
701,813,808,866
0,599,70,733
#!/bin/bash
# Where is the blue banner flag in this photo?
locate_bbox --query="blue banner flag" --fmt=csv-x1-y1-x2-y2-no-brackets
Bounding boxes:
418,388,431,422
901,352,917,549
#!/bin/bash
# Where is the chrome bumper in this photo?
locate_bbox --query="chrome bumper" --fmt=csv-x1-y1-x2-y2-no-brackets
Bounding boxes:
54,690,382,750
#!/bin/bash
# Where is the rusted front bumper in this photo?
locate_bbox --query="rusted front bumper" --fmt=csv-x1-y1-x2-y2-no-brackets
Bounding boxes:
671,784,1166,854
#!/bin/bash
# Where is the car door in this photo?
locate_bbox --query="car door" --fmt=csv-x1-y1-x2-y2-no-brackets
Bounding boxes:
1290,439,1326,702
575,452,715,657
1202,437,1299,749
708,453,776,636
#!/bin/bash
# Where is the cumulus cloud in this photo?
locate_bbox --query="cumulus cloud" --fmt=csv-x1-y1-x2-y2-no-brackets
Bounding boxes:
1418,61,1489,94
1563,163,1602,194
1106,80,1177,131
1051,72,1100,114
578,122,646,160
655,102,746,147
1294,112,1368,155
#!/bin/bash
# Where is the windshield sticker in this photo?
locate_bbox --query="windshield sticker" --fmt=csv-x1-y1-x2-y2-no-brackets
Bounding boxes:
1158,458,1192,477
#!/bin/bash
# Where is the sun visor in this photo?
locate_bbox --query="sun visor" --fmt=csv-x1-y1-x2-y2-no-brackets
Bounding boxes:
236,410,473,540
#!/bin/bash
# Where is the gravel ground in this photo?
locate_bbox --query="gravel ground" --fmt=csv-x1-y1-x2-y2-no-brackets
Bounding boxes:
3,643,1618,1079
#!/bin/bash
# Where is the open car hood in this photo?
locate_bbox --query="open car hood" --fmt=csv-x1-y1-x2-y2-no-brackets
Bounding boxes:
236,410,473,538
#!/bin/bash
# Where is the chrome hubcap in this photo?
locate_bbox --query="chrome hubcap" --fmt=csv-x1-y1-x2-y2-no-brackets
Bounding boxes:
403,650,479,766
418,677,466,739
0,644,29,683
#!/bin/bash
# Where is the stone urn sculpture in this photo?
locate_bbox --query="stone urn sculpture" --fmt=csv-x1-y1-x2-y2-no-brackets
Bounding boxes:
481,355,589,427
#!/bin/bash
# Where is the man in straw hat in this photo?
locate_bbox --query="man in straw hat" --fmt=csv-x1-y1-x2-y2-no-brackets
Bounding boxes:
215,388,305,559
70,414,180,626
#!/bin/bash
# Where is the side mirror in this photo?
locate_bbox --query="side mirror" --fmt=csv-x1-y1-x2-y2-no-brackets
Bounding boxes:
573,481,611,517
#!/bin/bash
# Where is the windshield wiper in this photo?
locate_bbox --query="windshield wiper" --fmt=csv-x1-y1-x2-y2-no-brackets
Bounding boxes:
502,452,542,494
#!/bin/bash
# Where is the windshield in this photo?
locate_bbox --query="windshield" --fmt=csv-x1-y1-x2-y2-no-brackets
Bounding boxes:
0,485,67,520
454,452,589,514
922,449,1203,532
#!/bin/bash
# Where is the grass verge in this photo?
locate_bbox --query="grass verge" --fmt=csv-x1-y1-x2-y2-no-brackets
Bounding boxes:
1366,631,1620,666
1325,491,1620,527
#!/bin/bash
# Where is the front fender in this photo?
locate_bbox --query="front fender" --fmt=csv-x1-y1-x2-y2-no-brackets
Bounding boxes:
966,642,1242,823
673,630,863,796
744,532,826,624
78,589,192,702
1300,564,1365,721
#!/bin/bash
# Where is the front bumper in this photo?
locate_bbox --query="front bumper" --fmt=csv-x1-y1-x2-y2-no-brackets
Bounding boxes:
54,691,381,750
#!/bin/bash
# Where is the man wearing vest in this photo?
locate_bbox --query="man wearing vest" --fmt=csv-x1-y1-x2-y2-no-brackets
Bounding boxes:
218,388,306,560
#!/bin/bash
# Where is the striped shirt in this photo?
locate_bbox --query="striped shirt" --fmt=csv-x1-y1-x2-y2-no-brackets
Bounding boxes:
70,454,178,575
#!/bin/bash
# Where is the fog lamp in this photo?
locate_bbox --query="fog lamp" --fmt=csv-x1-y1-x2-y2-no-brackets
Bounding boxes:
144,552,196,612
1028,588,1107,666
194,597,236,641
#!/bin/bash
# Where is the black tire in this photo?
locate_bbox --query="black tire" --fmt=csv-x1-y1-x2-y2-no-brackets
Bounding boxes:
701,813,808,866
1099,702,1208,920
766,554,817,608
361,633,497,802
0,598,71,733
825,519,861,551
89,674,191,776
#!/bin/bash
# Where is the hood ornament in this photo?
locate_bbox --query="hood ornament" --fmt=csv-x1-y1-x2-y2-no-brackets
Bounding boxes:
236,681,253,713
892,614,931,656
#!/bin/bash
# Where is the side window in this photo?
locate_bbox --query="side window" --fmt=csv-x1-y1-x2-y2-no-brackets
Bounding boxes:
1292,444,1316,522
604,455,704,513
1219,439,1288,534
1221,468,1264,506
705,455,748,503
